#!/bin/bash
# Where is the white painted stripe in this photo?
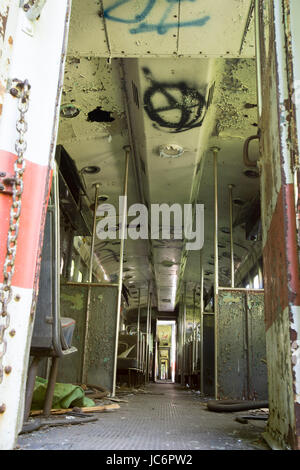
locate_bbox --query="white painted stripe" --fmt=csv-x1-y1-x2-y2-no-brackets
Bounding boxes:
291,305,300,404
0,0,69,166
0,286,35,450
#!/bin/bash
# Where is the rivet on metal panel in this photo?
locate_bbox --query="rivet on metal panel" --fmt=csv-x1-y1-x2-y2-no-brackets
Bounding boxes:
0,172,15,195
4,366,12,374
9,329,16,337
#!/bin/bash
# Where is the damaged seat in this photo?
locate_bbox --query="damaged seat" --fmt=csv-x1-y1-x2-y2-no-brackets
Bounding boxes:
24,173,77,422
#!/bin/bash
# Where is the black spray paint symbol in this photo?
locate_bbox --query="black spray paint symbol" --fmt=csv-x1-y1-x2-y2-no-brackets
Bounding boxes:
142,67,206,133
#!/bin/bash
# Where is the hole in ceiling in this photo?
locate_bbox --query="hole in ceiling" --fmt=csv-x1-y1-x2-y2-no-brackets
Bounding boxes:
161,298,171,303
87,107,115,123
244,169,259,179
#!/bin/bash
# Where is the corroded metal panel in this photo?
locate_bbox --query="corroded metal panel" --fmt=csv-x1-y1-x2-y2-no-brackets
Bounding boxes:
86,285,118,392
246,291,268,399
259,0,300,450
101,0,254,58
58,285,118,394
203,313,214,396
217,291,246,399
217,289,267,400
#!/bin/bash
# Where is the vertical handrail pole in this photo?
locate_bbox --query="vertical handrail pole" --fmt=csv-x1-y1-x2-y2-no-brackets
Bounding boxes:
148,292,152,381
200,249,204,394
192,288,196,374
228,184,235,288
112,145,130,397
81,183,100,383
145,283,151,382
137,288,141,369
181,282,187,385
212,147,220,399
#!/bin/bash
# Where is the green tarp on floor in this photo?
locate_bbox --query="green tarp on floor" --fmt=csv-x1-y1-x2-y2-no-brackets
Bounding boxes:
32,377,95,410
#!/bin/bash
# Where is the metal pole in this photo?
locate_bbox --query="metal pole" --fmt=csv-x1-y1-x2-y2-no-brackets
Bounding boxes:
212,147,220,399
181,282,187,385
192,288,196,373
228,184,235,288
145,283,151,383
148,293,152,381
200,250,204,394
254,0,263,118
137,288,141,369
112,145,130,397
81,183,100,384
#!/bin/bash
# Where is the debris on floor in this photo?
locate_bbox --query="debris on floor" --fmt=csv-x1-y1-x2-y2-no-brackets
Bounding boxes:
32,377,95,411
21,413,98,434
30,403,120,417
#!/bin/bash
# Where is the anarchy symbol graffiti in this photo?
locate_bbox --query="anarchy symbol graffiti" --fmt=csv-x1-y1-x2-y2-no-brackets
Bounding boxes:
142,68,207,133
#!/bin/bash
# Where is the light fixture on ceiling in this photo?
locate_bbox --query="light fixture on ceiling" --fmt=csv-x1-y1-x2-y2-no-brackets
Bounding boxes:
158,144,184,159
233,198,246,206
90,195,109,211
60,103,80,118
81,165,101,174
161,260,177,267
243,169,259,179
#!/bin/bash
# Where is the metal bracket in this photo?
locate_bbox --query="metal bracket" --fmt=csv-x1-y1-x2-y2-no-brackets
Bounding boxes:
0,172,16,196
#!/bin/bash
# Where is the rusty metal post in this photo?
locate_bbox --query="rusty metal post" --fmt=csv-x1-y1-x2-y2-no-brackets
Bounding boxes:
43,357,60,418
23,357,41,422
81,183,100,384
112,146,130,397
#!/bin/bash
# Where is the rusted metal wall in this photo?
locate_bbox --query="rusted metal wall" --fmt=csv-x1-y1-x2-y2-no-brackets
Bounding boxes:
217,289,267,400
58,284,118,393
259,0,300,450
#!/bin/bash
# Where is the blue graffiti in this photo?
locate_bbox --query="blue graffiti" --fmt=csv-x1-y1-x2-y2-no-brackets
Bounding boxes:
103,0,210,35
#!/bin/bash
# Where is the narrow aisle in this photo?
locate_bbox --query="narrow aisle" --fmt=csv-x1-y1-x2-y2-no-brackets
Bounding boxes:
18,384,268,450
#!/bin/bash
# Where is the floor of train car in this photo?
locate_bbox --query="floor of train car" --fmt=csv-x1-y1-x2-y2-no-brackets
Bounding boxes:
17,383,268,450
